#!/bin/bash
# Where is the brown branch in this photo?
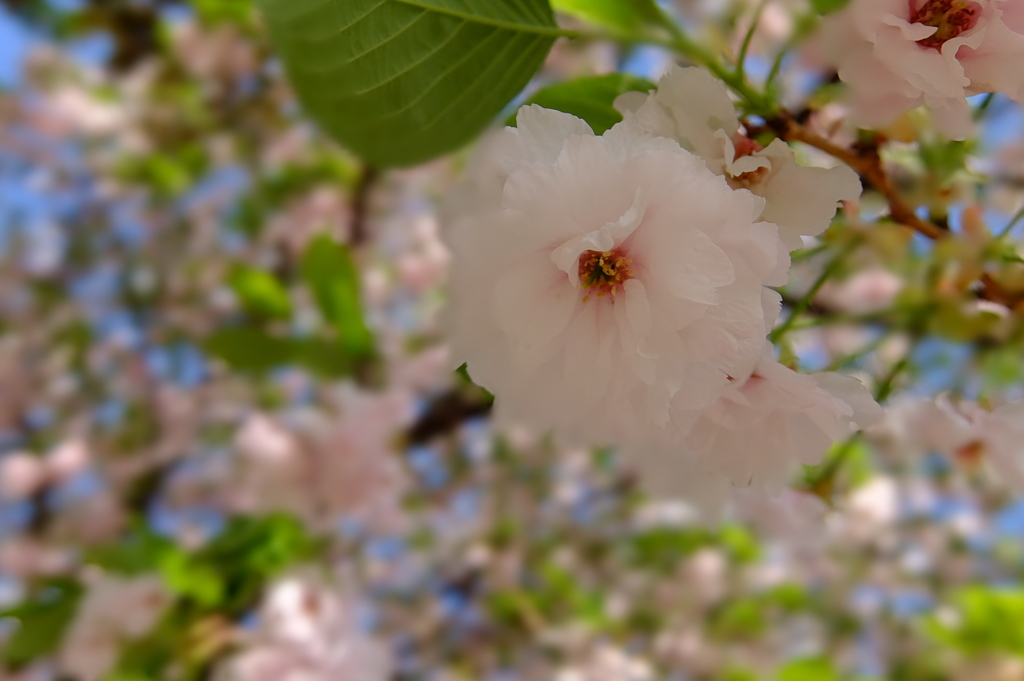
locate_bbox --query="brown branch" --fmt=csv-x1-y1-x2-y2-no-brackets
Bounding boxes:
770,112,1019,306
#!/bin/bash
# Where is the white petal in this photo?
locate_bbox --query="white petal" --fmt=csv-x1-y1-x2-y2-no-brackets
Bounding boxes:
754,139,862,251
623,278,652,337
492,257,579,347
515,105,594,164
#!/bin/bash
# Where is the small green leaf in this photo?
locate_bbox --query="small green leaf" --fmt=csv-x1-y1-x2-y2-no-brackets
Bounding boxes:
228,265,292,320
1,579,84,667
511,74,656,134
259,0,560,166
294,337,359,378
778,658,839,681
84,530,177,575
159,552,223,607
205,328,295,372
299,236,374,357
551,0,670,37
808,0,850,15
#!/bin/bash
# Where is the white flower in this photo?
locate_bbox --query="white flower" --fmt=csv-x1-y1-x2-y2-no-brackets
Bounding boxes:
684,349,881,491
821,0,1024,138
872,395,1024,485
58,575,172,681
616,66,862,250
218,572,392,681
230,389,411,531
732,488,831,547
556,644,654,681
442,105,788,448
0,452,47,500
629,346,881,500
816,267,904,313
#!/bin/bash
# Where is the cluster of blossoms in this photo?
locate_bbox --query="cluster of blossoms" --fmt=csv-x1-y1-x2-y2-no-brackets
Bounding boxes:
217,571,392,681
443,66,881,504
871,394,1024,484
823,0,1024,137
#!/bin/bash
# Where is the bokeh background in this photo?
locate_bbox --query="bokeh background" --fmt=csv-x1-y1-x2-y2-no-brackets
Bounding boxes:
4,1,1024,680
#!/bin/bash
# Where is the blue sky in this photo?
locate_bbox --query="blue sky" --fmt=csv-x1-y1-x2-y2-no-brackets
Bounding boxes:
0,6,34,86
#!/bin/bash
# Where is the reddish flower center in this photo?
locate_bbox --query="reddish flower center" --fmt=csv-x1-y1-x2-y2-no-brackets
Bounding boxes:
578,248,632,302
731,132,764,161
728,132,771,188
955,439,985,466
910,0,982,50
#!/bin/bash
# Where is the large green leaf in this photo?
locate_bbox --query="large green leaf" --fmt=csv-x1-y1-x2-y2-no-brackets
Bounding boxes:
259,0,561,167
510,74,655,134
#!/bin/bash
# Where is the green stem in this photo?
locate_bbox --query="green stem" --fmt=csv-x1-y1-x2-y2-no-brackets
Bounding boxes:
737,0,769,85
770,241,860,343
648,27,778,116
997,203,1024,239
824,332,890,372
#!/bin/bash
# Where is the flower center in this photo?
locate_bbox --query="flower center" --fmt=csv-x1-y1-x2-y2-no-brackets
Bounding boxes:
578,248,632,302
910,0,981,50
727,132,770,189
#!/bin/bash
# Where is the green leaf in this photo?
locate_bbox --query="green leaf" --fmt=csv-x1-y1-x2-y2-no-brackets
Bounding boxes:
510,74,655,134
551,0,669,37
1,579,84,667
192,0,255,24
293,337,359,377
299,236,374,357
778,658,839,681
159,552,224,607
808,0,850,14
84,530,177,575
259,0,560,167
228,265,293,320
205,327,295,372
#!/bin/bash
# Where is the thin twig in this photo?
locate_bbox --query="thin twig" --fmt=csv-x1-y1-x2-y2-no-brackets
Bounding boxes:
771,113,1019,306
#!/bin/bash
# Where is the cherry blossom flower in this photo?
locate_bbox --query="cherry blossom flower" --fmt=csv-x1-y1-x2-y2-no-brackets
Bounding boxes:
555,644,654,681
821,0,1024,138
816,267,904,313
229,388,411,531
871,395,1024,484
682,350,880,491
616,66,861,250
0,452,47,500
629,346,880,501
443,105,788,447
217,572,392,681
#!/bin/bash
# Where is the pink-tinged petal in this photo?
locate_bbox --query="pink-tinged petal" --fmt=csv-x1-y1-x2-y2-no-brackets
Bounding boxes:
640,226,736,304
762,289,783,332
515,105,594,164
960,15,1024,99
754,139,862,250
492,257,579,347
614,295,656,385
812,373,884,428
562,303,617,397
1000,0,1024,34
613,90,649,115
623,278,652,337
550,187,647,285
630,66,739,172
